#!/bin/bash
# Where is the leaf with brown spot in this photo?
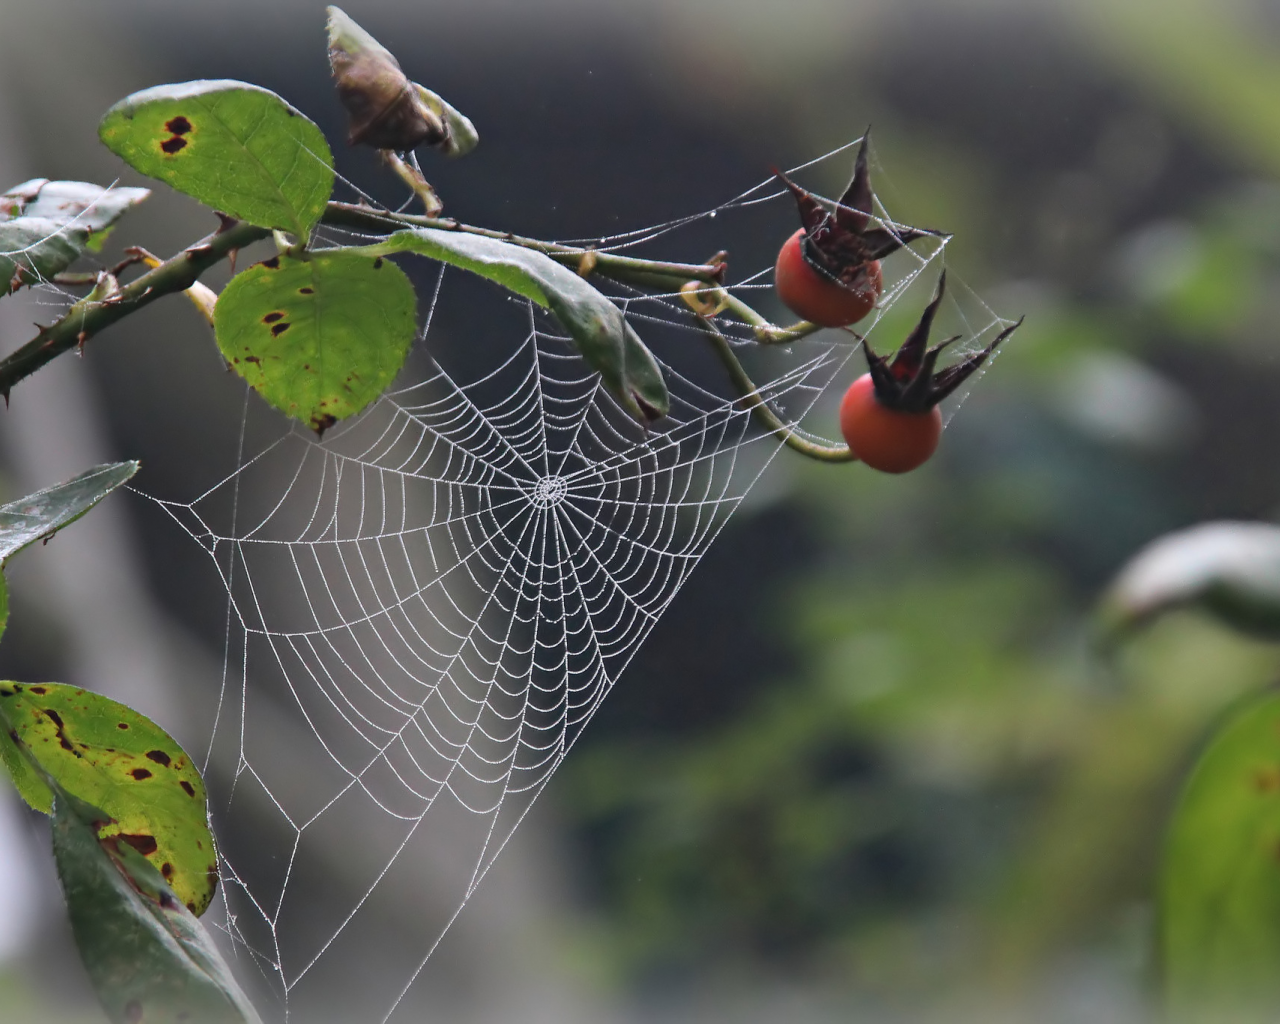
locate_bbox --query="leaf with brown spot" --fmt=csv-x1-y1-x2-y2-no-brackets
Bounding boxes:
99,80,333,237
0,681,217,916
214,249,416,432
115,834,159,857
51,784,262,1023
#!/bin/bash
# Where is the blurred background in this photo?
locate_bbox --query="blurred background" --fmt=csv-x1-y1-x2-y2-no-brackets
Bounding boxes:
3,0,1280,1020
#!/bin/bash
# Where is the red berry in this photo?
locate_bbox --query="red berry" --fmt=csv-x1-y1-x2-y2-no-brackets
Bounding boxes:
839,373,941,473
774,229,880,327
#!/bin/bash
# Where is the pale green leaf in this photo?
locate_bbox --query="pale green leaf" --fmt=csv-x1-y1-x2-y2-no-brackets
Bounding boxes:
0,178,150,248
415,85,479,158
1099,521,1280,641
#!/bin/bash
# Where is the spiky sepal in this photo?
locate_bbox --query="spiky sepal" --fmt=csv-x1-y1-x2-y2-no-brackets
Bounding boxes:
775,134,944,291
863,272,1022,414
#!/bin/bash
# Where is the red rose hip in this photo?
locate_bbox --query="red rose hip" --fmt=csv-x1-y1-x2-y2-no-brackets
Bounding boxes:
775,229,881,327
842,272,1022,473
773,133,939,328
839,373,941,473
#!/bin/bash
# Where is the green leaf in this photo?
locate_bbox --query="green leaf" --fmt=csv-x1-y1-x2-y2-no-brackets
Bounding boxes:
362,228,669,421
0,461,136,646
1098,521,1280,642
0,180,150,294
0,218,88,297
214,250,417,432
99,81,334,237
1161,687,1280,1022
52,785,261,1024
0,462,139,565
0,681,217,916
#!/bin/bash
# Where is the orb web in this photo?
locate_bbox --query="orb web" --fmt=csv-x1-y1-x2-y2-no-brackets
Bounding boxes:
112,137,1014,1021
528,474,569,510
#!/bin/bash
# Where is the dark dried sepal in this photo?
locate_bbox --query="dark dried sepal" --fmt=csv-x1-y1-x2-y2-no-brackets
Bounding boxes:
863,272,1022,413
327,6,447,151
928,318,1021,403
834,135,874,234
776,134,944,288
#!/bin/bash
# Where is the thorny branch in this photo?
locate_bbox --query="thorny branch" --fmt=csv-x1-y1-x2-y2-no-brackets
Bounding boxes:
0,218,269,403
0,202,832,452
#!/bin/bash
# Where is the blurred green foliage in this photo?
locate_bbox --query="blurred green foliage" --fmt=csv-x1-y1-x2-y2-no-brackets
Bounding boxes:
559,1,1280,1015
7,0,1280,1018
1160,686,1280,1023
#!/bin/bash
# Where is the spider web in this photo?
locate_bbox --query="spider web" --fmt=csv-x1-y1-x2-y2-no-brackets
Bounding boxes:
80,139,1006,1021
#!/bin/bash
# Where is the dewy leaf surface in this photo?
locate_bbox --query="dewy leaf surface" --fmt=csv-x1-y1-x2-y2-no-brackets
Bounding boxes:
1161,687,1280,1021
0,461,138,564
0,179,150,293
214,250,417,432
52,786,261,1024
0,681,217,916
362,228,670,421
0,178,150,252
99,81,333,237
0,217,83,297
0,461,136,646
